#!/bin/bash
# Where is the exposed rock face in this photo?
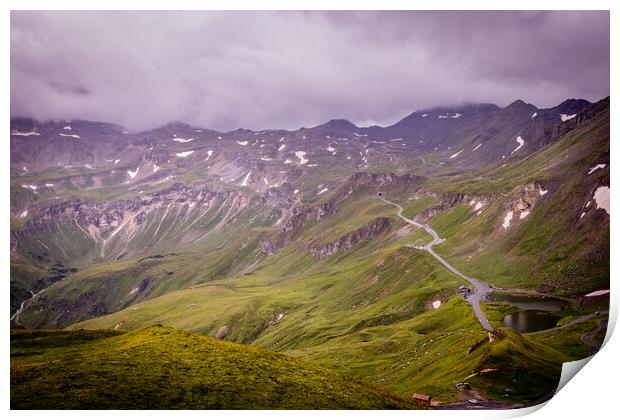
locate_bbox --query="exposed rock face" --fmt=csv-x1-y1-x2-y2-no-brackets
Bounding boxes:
12,183,236,240
260,200,336,255
505,182,546,213
260,172,420,255
306,217,391,259
336,172,421,200
416,191,493,222
10,183,254,266
263,186,292,209
534,98,606,149
215,325,230,339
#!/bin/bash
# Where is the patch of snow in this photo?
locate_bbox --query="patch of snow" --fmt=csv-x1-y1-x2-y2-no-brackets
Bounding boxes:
586,200,591,207
279,137,285,142
531,112,537,119
127,287,140,297
585,289,610,297
588,163,606,175
422,114,428,117
450,149,463,159
204,150,213,161
237,140,248,146
346,156,351,160
114,159,120,165
44,183,54,187
217,136,223,140
20,210,28,218
295,151,308,165
260,157,273,161
127,168,139,179
593,186,610,214
451,113,462,118
293,189,299,195
12,131,39,136
195,129,203,133
511,136,525,154
307,164,318,167
502,211,513,229
317,187,329,195
520,211,530,219
63,125,72,130
580,212,586,219
22,184,37,191
240,171,252,187
326,146,336,152
278,144,286,151
176,151,194,157
560,113,577,122
284,159,292,164
264,177,269,185
539,188,548,196
59,133,81,139
172,137,194,143
432,300,441,309
474,202,483,211
472,143,482,152
153,164,160,173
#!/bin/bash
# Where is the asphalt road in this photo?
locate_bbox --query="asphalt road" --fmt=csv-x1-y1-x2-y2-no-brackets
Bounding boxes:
379,197,495,331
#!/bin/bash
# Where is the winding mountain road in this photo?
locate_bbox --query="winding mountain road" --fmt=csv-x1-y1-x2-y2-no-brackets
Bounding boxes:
10,288,46,324
379,197,495,331
527,310,609,337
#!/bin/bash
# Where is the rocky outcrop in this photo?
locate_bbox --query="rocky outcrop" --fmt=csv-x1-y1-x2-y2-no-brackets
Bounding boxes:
336,172,422,200
260,200,336,255
504,182,547,213
260,172,421,255
306,217,391,259
416,191,494,222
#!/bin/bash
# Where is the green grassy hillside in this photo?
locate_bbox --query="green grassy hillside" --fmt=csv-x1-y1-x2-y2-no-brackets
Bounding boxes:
10,326,412,409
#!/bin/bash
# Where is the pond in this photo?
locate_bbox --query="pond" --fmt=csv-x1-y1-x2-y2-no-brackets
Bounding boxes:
486,293,566,312
502,310,561,333
486,292,567,332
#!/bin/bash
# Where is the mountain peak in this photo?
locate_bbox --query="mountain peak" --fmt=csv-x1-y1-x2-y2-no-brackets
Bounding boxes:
315,119,358,131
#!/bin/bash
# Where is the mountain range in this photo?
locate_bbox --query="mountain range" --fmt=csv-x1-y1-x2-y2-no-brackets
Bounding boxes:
10,96,610,408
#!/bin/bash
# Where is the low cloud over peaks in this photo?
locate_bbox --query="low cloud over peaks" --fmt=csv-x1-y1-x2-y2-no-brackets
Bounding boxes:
11,11,610,132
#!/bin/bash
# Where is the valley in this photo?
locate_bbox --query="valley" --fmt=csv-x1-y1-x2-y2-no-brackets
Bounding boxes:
10,96,610,408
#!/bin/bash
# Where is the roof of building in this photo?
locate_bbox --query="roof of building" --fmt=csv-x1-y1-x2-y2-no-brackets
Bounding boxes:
412,393,431,401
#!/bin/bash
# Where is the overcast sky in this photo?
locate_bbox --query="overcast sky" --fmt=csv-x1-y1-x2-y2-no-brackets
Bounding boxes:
11,11,609,132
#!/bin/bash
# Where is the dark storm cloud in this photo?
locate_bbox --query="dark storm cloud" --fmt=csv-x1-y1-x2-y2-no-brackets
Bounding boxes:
10,10,609,132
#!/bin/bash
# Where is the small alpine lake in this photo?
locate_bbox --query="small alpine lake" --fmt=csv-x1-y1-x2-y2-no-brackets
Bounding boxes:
486,292,568,333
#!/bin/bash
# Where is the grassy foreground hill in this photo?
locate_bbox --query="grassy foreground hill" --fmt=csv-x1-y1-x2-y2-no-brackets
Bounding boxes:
10,326,412,409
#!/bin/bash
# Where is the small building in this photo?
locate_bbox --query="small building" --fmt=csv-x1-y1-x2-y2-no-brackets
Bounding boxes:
457,285,472,298
412,393,432,407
